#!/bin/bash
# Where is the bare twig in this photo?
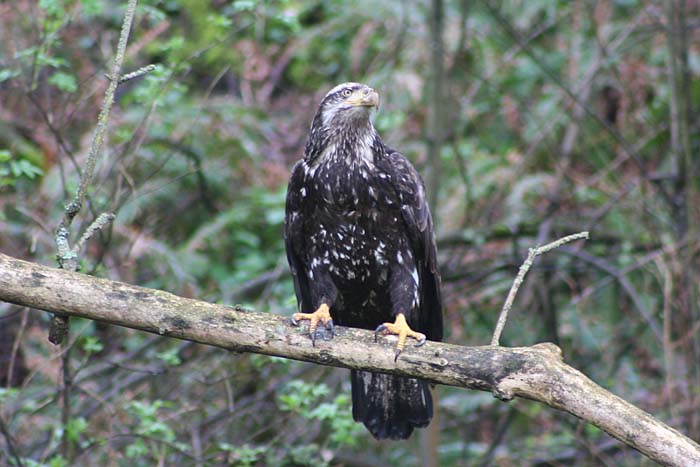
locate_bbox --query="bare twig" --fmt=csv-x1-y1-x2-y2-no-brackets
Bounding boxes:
56,0,138,249
491,231,589,346
51,0,148,345
74,212,116,253
59,346,73,461
7,309,28,391
118,64,156,83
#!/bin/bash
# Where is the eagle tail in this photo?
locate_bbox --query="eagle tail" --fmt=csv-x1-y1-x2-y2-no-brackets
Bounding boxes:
350,370,432,440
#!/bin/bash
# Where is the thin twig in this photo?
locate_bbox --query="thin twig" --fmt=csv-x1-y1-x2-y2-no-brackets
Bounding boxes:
59,347,73,461
50,0,141,345
57,0,138,249
74,212,116,253
491,231,589,346
118,64,156,83
7,309,28,391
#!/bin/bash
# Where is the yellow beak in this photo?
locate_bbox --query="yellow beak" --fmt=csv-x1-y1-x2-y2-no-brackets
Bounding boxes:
344,88,380,107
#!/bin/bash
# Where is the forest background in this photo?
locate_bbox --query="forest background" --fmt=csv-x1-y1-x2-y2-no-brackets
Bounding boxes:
1,1,699,466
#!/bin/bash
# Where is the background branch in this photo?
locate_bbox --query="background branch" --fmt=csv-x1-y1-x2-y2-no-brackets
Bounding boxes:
491,231,589,345
51,0,143,345
0,252,698,467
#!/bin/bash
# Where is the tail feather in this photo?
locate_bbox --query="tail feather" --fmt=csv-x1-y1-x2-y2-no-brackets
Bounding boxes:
351,370,432,440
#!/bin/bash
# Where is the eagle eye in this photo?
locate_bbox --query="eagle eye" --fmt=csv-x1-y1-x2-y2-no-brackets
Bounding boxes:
342,89,352,97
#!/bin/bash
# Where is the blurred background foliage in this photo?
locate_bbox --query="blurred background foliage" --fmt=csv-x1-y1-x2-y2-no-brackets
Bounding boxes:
1,0,699,465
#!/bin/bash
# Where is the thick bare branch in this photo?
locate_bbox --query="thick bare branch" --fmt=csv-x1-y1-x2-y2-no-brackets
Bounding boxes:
0,252,698,467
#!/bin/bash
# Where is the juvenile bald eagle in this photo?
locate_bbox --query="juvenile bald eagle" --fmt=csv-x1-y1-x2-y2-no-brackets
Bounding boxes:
284,82,443,440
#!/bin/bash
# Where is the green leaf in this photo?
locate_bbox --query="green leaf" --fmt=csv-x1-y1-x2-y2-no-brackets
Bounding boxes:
65,417,87,442
81,336,104,354
35,53,66,68
160,36,185,53
232,0,257,13
278,380,330,416
155,347,182,366
207,13,232,29
0,388,20,402
49,456,68,467
309,402,336,420
229,444,266,467
141,420,175,442
9,159,43,179
125,439,148,458
0,69,20,83
39,0,65,16
79,0,100,16
48,71,78,92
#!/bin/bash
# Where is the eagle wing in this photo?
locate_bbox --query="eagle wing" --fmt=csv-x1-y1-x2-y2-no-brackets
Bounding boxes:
284,160,314,314
386,150,443,342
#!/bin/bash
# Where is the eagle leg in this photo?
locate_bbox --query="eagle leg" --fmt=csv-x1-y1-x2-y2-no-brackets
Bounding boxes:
291,303,334,346
374,313,426,362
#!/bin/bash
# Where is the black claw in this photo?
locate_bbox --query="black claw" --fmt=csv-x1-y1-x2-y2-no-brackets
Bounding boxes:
394,348,402,362
415,336,427,347
324,319,335,340
291,316,299,326
311,330,317,347
374,324,387,342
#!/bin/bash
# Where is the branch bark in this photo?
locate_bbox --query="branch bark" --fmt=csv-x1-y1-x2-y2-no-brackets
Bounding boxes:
1,252,699,467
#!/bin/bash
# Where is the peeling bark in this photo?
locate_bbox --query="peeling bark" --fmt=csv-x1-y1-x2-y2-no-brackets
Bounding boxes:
0,252,698,467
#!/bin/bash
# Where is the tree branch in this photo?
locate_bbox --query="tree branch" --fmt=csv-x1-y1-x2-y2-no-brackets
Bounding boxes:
51,0,149,345
491,232,589,346
0,252,698,467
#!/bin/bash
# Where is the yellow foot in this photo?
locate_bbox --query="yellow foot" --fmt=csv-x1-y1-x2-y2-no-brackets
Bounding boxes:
375,313,426,361
291,303,334,346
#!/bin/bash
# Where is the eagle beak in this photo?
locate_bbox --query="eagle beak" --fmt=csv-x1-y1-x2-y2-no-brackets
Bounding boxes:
345,88,380,108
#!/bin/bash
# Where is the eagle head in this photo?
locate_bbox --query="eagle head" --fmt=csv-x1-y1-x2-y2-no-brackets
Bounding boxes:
304,82,381,161
315,82,379,130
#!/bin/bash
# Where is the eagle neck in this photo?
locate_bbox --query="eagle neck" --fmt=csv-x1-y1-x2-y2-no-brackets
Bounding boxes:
305,120,383,167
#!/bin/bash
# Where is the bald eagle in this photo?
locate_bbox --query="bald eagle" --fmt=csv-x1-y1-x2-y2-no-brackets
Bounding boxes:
284,82,443,440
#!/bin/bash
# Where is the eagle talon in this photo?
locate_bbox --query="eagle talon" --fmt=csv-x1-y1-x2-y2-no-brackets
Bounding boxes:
374,324,387,342
311,322,334,344
291,303,333,345
375,313,426,360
